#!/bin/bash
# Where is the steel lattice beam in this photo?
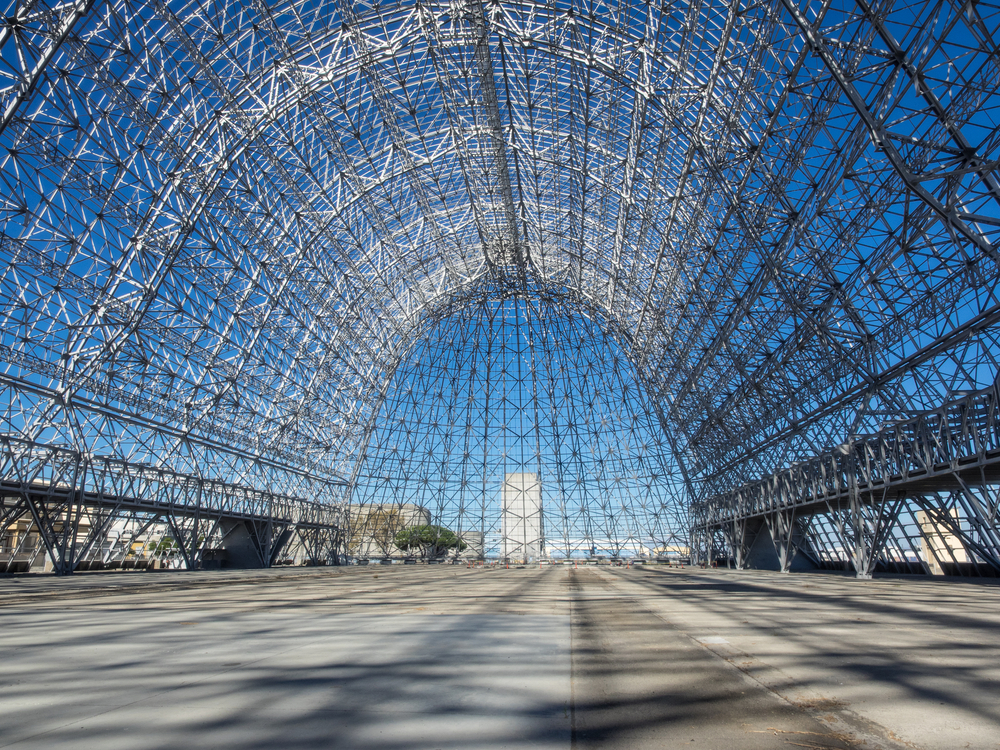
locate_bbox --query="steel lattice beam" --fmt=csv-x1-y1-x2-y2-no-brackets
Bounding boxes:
1,0,998,567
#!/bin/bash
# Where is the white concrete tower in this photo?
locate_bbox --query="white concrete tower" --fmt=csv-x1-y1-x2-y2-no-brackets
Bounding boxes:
501,473,543,562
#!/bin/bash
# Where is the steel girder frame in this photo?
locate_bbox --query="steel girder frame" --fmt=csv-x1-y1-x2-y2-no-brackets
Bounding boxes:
0,435,345,572
695,384,1000,575
0,0,998,571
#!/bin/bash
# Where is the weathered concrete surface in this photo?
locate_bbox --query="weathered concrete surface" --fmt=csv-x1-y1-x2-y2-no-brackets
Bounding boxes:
604,567,1000,750
567,567,856,750
0,566,997,749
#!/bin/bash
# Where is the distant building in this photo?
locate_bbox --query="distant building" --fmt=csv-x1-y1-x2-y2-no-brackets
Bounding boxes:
652,545,690,559
1,515,47,572
501,473,543,562
917,509,968,574
456,530,484,559
1,510,172,572
348,503,431,559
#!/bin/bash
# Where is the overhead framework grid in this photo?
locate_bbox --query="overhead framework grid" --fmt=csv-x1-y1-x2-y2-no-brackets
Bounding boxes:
1,0,999,572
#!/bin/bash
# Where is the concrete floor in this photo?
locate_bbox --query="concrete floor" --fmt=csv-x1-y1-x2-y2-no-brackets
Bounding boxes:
0,566,998,749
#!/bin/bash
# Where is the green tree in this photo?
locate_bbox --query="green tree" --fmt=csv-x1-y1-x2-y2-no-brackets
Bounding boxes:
394,525,467,559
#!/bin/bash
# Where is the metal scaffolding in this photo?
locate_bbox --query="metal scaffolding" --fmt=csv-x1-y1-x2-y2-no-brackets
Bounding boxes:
1,0,998,571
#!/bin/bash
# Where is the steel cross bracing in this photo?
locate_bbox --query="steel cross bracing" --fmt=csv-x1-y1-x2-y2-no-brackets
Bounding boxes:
351,288,689,559
0,435,345,573
692,384,1000,576
1,0,999,567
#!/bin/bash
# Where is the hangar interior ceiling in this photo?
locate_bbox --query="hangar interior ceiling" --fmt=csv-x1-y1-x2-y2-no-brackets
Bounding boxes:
1,0,999,562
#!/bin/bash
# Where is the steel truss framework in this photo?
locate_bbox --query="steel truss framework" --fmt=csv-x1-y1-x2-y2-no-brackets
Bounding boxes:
1,0,999,569
693,384,1000,576
351,284,689,559
0,435,345,572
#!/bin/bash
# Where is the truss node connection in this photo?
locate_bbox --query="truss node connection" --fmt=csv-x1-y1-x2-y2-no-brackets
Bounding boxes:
1,0,999,569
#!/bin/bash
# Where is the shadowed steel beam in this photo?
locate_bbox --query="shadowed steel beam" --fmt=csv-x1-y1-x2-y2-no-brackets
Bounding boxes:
0,0,98,137
780,0,1000,264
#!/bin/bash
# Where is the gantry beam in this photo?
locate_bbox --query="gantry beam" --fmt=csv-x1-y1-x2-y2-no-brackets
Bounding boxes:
694,385,1000,575
1,435,344,573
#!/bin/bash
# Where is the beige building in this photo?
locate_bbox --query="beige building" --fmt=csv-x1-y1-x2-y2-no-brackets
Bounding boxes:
1,516,46,572
456,530,484,559
652,545,690,559
1,511,174,572
917,509,968,574
348,503,431,559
